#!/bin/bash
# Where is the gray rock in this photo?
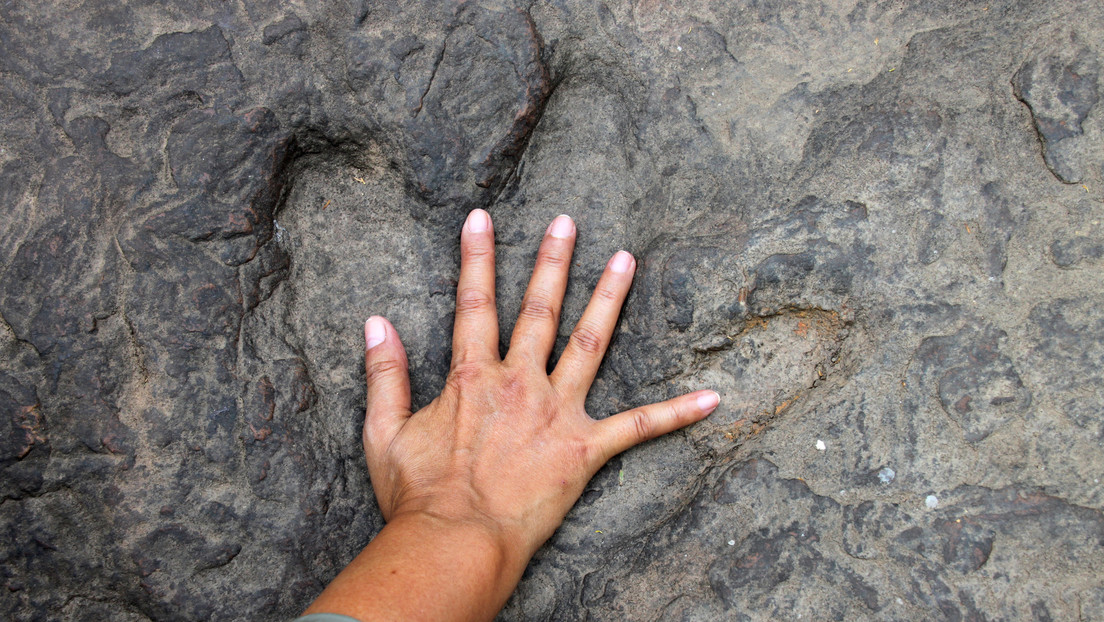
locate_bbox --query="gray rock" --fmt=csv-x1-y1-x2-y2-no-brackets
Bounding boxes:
2,0,1103,620
1014,43,1102,184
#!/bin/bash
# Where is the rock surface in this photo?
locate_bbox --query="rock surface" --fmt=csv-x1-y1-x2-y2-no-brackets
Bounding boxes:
2,1,1103,620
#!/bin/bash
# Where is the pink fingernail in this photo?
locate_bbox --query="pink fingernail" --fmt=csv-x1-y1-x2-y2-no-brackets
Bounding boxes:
466,209,491,233
610,250,634,274
697,391,720,414
365,316,386,349
548,214,575,239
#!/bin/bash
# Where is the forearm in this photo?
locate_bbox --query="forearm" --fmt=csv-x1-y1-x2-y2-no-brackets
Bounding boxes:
302,512,532,622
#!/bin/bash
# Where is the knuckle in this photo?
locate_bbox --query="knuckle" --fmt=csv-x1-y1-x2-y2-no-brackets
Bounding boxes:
629,409,654,442
462,243,495,262
673,402,693,425
568,436,594,466
518,296,558,324
366,358,406,386
362,416,389,448
594,285,621,303
455,288,494,315
537,248,570,270
446,361,483,388
499,368,537,402
570,323,605,355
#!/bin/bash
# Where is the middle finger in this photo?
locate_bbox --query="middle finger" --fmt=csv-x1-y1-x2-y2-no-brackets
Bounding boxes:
506,214,576,367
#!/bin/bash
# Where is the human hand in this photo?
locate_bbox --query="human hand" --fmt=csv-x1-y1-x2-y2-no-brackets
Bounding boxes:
361,209,719,562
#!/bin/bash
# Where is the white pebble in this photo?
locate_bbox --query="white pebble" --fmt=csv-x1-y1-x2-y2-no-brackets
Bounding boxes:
878,467,896,484
925,494,939,509
676,46,682,51
815,439,826,451
727,539,735,546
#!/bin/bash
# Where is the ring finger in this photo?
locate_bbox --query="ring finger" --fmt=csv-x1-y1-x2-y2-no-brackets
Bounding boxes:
550,250,636,398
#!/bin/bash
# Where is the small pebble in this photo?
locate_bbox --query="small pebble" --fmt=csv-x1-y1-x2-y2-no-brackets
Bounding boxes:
815,439,826,451
676,46,682,51
727,539,735,546
878,467,896,484
925,494,939,509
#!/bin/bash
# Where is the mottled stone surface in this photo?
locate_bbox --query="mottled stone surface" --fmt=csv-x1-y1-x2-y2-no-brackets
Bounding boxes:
2,1,1103,620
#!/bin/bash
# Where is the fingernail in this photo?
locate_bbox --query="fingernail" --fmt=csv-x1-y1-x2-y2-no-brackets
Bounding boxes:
610,250,634,274
466,209,490,233
548,214,575,239
365,316,386,349
697,391,720,414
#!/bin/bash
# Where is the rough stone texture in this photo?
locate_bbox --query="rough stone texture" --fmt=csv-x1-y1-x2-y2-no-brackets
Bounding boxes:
2,1,1103,620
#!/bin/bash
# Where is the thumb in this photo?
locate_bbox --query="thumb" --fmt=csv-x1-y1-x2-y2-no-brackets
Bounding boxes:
592,390,719,462
363,316,412,453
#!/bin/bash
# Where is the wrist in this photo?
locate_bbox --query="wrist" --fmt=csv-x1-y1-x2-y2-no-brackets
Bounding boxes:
387,509,534,584
304,508,535,621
